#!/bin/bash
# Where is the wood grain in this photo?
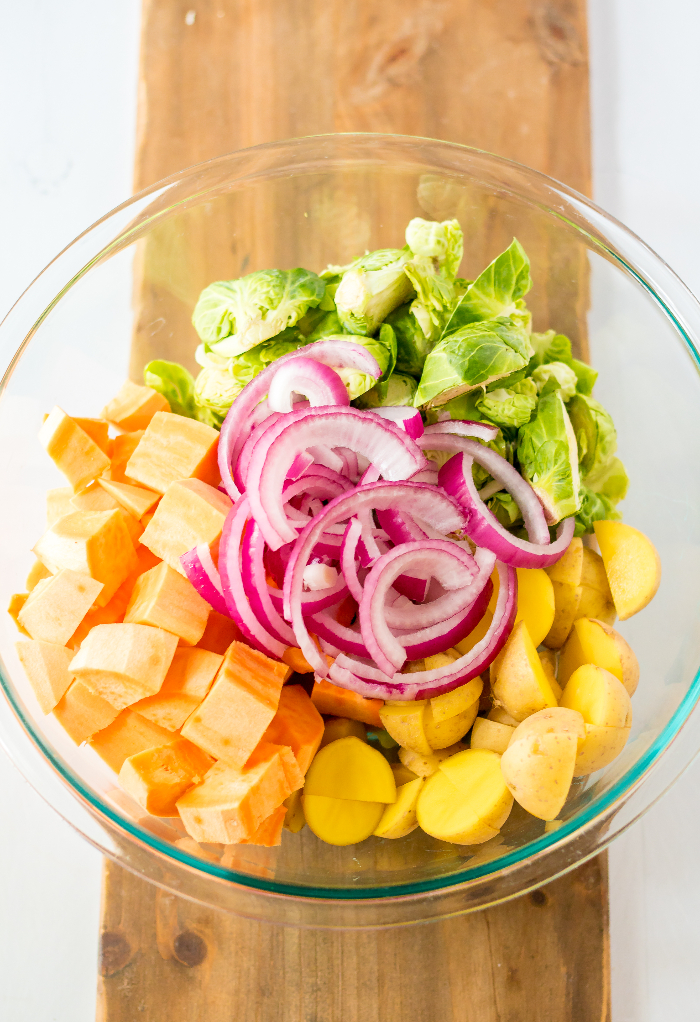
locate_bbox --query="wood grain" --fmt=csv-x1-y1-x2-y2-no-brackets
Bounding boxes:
100,1,607,1019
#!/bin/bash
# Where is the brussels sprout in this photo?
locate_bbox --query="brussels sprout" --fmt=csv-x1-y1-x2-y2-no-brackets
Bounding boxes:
404,256,456,344
405,217,463,280
517,391,581,524
354,372,418,409
304,309,346,341
529,330,598,396
192,268,326,357
568,393,617,479
586,455,629,505
194,367,244,429
144,360,197,418
414,316,534,408
475,377,538,429
574,486,621,537
531,361,578,399
487,491,523,528
334,248,414,336
327,324,397,401
385,302,432,376
443,239,532,336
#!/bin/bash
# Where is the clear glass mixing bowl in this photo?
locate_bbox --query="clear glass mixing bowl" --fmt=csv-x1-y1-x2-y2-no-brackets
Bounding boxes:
1,134,699,928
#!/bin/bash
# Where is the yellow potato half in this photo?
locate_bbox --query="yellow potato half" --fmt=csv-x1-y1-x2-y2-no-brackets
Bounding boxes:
577,584,616,626
470,716,514,754
574,723,631,775
492,620,559,722
593,520,661,620
514,567,555,647
429,677,482,723
500,708,585,820
455,609,493,656
545,537,583,587
560,664,632,729
319,717,367,749
392,762,419,786
304,736,396,803
374,778,424,839
417,749,512,844
379,700,431,756
424,699,479,750
303,794,385,845
538,648,562,700
487,706,520,727
543,580,582,649
399,743,464,778
580,546,613,596
559,618,639,696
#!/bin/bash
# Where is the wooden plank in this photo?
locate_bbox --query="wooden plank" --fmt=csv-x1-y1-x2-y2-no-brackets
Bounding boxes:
99,1,607,1020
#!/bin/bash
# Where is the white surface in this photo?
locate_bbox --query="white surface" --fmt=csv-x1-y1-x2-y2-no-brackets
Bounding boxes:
1,2,700,1019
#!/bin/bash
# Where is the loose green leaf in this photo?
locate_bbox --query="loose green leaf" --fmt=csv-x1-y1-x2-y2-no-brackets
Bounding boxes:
404,256,456,343
476,377,538,428
443,239,532,335
568,393,617,478
194,368,244,429
405,218,463,280
517,391,581,524
385,302,433,376
192,268,326,356
414,316,533,408
574,486,621,537
487,491,523,528
531,361,578,399
354,372,418,409
529,330,598,395
143,360,197,419
585,455,629,505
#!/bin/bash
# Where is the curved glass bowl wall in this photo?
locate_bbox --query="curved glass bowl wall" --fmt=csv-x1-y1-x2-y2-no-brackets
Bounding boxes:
1,135,700,928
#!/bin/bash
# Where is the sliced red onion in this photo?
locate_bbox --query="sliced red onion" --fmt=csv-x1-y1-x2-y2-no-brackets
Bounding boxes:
358,540,482,674
240,519,296,646
307,610,370,658
341,517,365,603
423,419,499,442
286,451,314,480
307,445,345,474
219,499,288,659
282,481,466,676
439,451,576,567
334,446,359,481
234,411,283,494
180,543,230,618
399,576,493,660
408,466,439,485
328,560,517,698
267,357,349,413
247,406,429,549
376,508,428,545
372,406,424,439
218,339,382,500
268,576,348,618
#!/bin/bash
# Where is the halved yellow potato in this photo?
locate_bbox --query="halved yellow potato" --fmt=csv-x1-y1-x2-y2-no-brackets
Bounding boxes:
455,609,493,655
500,707,585,820
392,762,419,785
424,699,479,750
303,794,385,845
514,567,555,647
559,664,631,728
577,584,616,625
319,717,367,748
559,618,639,696
429,677,482,723
374,778,424,839
545,537,583,587
543,580,582,649
304,736,396,803
593,520,661,620
398,743,464,778
417,749,512,844
379,700,431,756
574,722,631,775
492,620,559,722
538,648,562,700
487,706,520,727
470,716,514,754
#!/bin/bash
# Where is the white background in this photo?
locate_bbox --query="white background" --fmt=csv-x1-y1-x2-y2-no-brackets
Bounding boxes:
1,1,700,1018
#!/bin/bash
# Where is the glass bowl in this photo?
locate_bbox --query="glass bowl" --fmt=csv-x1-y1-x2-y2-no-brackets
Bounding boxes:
1,133,700,929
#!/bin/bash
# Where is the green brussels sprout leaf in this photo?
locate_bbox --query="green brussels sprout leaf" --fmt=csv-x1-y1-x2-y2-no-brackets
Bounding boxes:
443,239,532,335
517,391,581,524
334,248,414,336
144,360,197,419
405,217,463,280
475,377,538,428
354,372,418,409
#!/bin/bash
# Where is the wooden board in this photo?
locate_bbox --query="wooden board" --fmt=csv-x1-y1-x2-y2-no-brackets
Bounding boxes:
99,1,608,1019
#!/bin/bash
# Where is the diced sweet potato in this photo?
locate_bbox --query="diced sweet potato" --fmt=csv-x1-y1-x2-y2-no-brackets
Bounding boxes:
89,708,177,772
39,407,111,492
72,417,110,453
97,478,160,520
282,647,315,673
247,741,304,793
176,749,291,844
197,610,242,655
34,509,138,607
53,679,121,743
126,412,220,494
260,684,324,775
26,558,52,592
239,805,287,847
102,380,170,432
16,640,75,713
70,485,121,514
119,738,214,817
181,641,290,767
8,594,30,635
132,647,223,731
311,678,384,728
140,478,232,573
46,487,73,526
18,569,103,646
69,622,178,710
110,431,144,483
67,548,161,650
124,562,210,646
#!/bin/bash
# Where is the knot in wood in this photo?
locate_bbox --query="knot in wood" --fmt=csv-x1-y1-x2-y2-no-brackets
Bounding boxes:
173,930,208,968
100,931,132,976
529,888,548,907
533,3,585,66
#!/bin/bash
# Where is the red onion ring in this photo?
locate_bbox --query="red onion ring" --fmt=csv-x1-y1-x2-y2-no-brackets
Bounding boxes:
340,517,365,603
267,357,349,413
423,419,499,442
180,543,230,618
371,406,424,439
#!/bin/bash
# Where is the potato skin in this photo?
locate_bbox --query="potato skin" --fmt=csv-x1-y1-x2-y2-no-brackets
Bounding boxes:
500,708,585,821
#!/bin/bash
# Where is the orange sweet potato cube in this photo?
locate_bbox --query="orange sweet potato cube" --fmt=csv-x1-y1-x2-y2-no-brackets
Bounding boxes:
132,647,223,731
110,431,144,483
260,684,324,775
180,641,290,767
39,407,111,493
46,486,73,526
197,610,242,655
53,679,121,743
140,478,232,573
89,708,177,772
311,677,384,728
18,569,103,646
119,738,215,817
176,749,291,844
26,558,52,592
69,622,178,710
239,804,287,847
97,478,160,520
102,380,170,432
70,484,120,514
15,640,75,713
66,548,160,650
124,562,210,646
247,741,304,794
33,509,138,606
125,412,220,494
72,417,110,453
8,594,30,635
